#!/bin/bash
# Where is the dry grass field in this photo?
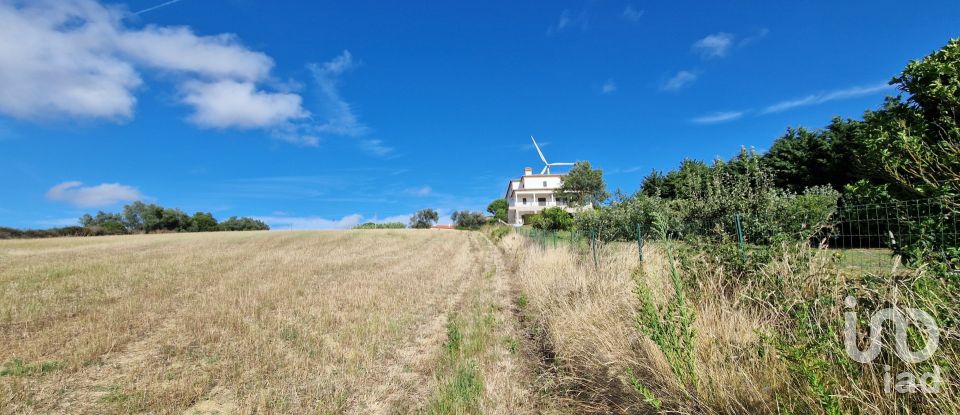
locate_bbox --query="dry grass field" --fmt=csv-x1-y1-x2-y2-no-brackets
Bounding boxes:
0,230,537,414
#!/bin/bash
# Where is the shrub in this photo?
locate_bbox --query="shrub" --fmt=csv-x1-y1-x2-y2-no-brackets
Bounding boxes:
533,207,573,231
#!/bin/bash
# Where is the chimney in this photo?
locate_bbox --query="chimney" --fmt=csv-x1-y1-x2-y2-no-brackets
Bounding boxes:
524,167,533,176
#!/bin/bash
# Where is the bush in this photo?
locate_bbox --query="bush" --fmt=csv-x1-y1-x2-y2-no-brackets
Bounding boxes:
533,207,573,231
487,225,512,241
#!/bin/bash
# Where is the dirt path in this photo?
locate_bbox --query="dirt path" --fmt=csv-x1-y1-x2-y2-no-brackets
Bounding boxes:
350,232,543,414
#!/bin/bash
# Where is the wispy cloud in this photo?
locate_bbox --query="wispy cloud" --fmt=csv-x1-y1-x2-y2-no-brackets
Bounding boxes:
45,181,147,208
621,5,644,23
692,32,734,59
691,111,745,124
359,138,395,158
547,9,588,34
405,186,432,196
662,70,697,91
306,51,396,156
601,79,617,94
308,51,367,137
134,0,187,15
36,217,81,227
738,28,769,47
761,83,892,114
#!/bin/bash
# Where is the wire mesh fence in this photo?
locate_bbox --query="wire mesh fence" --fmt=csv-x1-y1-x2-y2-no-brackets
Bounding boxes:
512,196,960,275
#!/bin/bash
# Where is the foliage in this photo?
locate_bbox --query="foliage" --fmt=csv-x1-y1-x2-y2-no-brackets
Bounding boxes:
485,225,512,242
0,226,123,239
582,150,840,244
556,161,609,207
451,211,487,230
861,39,960,200
486,199,508,223
632,249,697,391
353,222,406,229
531,207,573,231
190,212,219,232
410,208,439,229
218,216,269,231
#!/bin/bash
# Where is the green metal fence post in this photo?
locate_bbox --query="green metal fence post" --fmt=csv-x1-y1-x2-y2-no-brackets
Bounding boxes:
735,214,747,262
637,223,644,262
589,227,595,268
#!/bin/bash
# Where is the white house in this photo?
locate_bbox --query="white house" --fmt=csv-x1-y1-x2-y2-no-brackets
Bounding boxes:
504,167,587,225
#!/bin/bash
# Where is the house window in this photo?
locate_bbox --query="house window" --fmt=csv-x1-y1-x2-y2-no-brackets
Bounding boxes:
522,197,527,205
543,181,547,187
538,197,546,206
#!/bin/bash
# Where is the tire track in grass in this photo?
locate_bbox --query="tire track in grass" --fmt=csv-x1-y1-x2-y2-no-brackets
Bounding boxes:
424,233,541,415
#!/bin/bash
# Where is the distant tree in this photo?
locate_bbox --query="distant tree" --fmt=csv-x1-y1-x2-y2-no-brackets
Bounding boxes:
486,199,508,223
219,217,270,231
557,161,609,207
409,208,439,229
667,159,712,200
451,211,486,230
761,127,835,192
640,169,670,197
122,201,163,233
158,208,191,232
533,207,573,231
190,212,219,232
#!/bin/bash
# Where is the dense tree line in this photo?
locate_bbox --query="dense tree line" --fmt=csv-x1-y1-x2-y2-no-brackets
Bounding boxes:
643,38,960,207
572,38,960,249
76,201,269,235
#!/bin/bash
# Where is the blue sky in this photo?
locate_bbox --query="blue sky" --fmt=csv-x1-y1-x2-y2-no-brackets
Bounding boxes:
1,0,958,229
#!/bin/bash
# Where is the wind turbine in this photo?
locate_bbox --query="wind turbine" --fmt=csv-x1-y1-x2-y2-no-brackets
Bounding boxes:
530,136,574,174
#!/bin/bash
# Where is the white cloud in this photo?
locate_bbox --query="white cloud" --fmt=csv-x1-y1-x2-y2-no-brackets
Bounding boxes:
691,111,744,124
662,70,697,91
406,186,432,196
258,214,364,230
692,32,734,59
621,5,644,23
117,26,273,81
45,181,146,208
761,83,892,114
182,80,307,129
601,79,617,94
0,1,140,120
0,0,305,131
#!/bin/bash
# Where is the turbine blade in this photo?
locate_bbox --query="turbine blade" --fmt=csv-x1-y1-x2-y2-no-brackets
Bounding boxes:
549,162,575,166
531,136,548,165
